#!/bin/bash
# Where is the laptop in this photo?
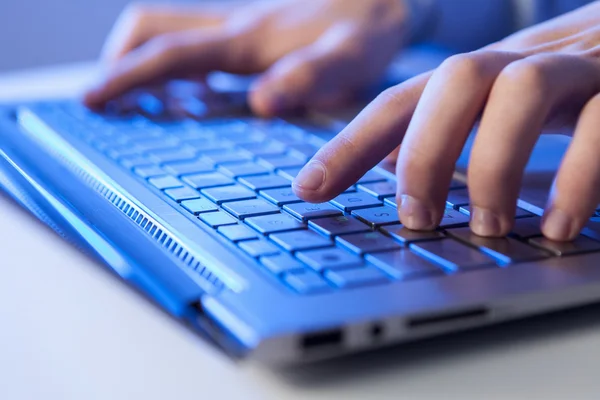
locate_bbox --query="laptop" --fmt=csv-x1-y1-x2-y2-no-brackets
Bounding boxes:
1,66,600,366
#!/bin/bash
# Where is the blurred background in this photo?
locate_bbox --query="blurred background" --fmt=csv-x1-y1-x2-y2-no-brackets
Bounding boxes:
0,0,192,72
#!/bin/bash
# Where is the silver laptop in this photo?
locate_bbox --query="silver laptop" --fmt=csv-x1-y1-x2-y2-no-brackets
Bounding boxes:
1,67,599,365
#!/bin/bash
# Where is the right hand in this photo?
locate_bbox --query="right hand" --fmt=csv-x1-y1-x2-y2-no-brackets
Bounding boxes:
293,2,600,242
84,0,409,116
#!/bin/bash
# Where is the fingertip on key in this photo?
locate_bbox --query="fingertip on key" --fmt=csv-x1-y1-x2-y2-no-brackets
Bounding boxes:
82,84,107,108
398,194,436,230
541,208,578,242
292,160,327,200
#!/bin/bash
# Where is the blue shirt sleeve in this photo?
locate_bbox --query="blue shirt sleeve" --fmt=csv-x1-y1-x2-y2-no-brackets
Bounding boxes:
404,0,596,53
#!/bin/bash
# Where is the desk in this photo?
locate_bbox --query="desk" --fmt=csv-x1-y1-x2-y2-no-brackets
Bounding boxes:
1,63,600,400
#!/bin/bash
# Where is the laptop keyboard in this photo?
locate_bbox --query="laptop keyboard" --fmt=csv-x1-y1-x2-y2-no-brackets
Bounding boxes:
25,102,600,295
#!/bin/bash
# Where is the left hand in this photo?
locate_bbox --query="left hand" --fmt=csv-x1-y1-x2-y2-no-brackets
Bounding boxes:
84,0,408,116
293,2,600,242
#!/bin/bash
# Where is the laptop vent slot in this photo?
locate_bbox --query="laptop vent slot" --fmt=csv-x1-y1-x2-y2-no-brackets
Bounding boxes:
84,176,225,291
18,111,225,292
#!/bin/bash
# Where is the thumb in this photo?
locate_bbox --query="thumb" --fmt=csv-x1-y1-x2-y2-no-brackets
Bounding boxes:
249,24,371,117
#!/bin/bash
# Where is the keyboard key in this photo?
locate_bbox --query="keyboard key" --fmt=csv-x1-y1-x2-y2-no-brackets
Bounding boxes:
439,208,471,228
237,141,287,157
133,165,164,178
296,248,363,271
218,162,269,177
246,213,305,234
135,138,180,153
309,215,371,238
106,145,140,160
287,143,319,160
183,138,229,153
582,220,600,241
164,186,201,202
163,160,214,176
357,170,388,184
251,119,304,137
258,155,305,170
446,189,470,209
201,119,248,134
410,239,496,272
201,185,256,204
202,150,252,166
267,128,308,146
448,227,549,264
449,179,467,190
325,267,389,289
180,198,218,215
120,155,153,169
149,149,197,164
330,192,383,211
171,130,213,142
259,188,302,206
218,224,259,242
92,138,122,151
270,230,333,252
357,181,397,199
283,271,331,294
222,199,280,219
219,131,265,144
383,197,397,208
121,128,163,140
283,203,343,222
199,211,238,227
510,217,543,239
238,239,280,258
277,167,303,181
148,175,184,190
380,224,445,244
260,254,306,275
528,236,600,256
459,205,533,219
238,175,291,191
336,231,401,255
182,172,234,189
366,250,442,279
352,206,400,227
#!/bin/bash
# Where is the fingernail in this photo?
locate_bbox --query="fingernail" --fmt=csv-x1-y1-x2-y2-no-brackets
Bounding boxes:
542,208,575,241
293,161,326,192
470,207,502,236
399,195,434,230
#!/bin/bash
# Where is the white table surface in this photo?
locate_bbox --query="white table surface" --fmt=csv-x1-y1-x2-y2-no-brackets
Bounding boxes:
2,63,600,400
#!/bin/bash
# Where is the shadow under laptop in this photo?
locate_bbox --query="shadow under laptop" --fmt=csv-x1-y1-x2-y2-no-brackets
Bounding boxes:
275,302,600,387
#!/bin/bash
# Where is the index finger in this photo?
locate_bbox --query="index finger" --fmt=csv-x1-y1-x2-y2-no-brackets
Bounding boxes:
101,4,228,63
85,28,253,108
292,72,431,202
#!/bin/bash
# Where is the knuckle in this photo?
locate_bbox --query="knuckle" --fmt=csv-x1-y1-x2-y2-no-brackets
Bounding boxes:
223,29,265,70
437,53,488,82
580,45,600,59
496,58,550,91
147,33,184,66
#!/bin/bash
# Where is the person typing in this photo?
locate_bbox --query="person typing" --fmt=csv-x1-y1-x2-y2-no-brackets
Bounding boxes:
85,0,600,242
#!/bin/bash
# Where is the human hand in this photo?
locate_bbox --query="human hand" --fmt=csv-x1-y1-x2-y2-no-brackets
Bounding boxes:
293,2,600,242
84,0,408,116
